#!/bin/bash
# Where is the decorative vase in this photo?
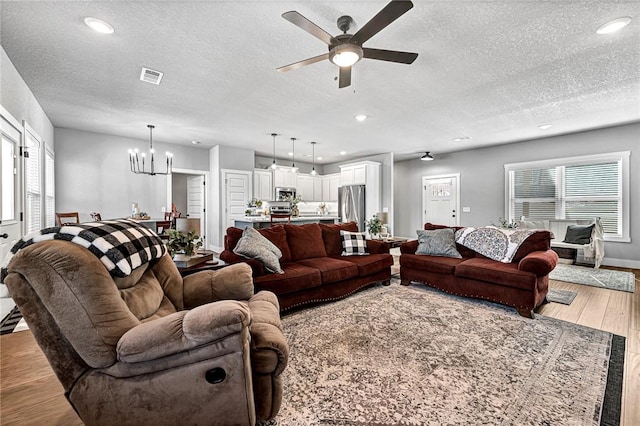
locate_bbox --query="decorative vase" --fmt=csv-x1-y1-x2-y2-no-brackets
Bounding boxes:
291,205,300,217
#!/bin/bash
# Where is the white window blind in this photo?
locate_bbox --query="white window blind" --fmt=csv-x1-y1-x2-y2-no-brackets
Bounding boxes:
25,128,42,233
505,152,629,241
45,148,55,227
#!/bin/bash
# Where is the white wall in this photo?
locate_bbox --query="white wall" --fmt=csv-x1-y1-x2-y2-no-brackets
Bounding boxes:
54,128,209,225
0,47,54,149
394,123,640,267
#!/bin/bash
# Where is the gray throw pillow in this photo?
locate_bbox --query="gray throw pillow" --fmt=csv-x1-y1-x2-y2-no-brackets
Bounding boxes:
415,228,462,258
233,226,284,274
563,224,594,245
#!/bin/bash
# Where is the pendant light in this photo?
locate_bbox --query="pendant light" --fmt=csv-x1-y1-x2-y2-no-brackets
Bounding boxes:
310,141,318,175
128,124,173,175
269,133,278,170
421,151,434,161
290,137,298,173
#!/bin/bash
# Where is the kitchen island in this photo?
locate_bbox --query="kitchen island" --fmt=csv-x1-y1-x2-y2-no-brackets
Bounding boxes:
234,215,339,229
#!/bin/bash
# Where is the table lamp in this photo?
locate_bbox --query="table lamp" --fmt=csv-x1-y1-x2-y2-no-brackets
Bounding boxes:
176,218,201,235
377,212,389,238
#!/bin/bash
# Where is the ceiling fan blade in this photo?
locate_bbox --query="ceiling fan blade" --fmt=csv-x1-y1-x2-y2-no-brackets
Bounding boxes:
282,11,336,45
351,1,414,45
338,66,352,88
363,48,418,64
277,53,329,73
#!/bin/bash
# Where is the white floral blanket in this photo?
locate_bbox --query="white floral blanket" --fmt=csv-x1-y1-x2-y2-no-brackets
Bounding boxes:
455,227,537,263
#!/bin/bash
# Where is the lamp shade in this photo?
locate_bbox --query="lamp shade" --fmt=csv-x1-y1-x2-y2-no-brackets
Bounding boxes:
376,212,389,224
176,218,201,235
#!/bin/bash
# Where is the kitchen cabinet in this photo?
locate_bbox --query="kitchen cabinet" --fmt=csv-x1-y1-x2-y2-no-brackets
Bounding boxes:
296,174,315,201
340,163,368,186
273,167,297,188
253,169,273,201
322,173,340,201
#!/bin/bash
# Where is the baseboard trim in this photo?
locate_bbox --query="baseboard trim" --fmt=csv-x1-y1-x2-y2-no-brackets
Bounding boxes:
601,257,640,269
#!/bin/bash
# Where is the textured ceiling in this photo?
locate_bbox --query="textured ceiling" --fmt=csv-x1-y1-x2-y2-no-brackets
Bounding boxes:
1,1,639,163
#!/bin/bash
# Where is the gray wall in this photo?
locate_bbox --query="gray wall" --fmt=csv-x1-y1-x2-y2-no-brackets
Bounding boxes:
394,122,640,266
54,128,209,223
255,155,322,174
1,48,54,149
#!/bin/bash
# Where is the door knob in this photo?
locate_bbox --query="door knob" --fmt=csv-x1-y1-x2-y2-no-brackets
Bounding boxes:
0,233,8,239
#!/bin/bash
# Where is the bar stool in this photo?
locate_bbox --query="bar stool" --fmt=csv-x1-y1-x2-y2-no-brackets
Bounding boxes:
270,214,291,227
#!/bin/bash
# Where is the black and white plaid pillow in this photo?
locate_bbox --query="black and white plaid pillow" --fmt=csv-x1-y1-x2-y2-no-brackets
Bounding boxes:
2,219,166,280
340,230,369,256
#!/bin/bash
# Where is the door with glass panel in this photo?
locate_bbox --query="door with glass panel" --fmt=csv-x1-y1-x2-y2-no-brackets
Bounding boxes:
0,108,22,265
422,174,460,227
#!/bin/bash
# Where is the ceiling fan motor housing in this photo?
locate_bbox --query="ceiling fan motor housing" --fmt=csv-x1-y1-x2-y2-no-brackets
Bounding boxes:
337,15,354,33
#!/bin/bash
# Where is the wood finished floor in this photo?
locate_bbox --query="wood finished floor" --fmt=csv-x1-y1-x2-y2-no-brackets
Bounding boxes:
1,266,638,426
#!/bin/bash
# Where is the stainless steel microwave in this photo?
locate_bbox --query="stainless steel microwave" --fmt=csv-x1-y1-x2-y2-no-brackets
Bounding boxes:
275,187,296,201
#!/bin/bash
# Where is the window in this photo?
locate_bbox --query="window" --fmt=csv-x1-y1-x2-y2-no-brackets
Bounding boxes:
45,147,55,227
24,125,43,233
505,151,630,241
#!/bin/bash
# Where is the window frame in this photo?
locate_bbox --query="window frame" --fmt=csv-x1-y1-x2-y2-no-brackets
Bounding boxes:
504,151,630,242
23,122,43,234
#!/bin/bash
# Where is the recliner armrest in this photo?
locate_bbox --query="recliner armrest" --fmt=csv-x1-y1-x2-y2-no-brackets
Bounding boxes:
117,300,251,363
518,249,559,277
183,262,254,309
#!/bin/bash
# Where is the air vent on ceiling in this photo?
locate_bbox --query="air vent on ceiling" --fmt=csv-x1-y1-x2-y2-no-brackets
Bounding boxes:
139,67,164,85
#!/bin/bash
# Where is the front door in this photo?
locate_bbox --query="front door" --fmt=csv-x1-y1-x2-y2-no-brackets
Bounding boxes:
422,174,460,226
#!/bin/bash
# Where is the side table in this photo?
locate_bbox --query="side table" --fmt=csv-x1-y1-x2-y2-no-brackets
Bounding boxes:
380,237,409,250
177,258,229,277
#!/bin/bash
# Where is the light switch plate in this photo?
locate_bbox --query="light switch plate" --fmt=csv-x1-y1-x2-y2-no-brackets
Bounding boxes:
462,207,471,213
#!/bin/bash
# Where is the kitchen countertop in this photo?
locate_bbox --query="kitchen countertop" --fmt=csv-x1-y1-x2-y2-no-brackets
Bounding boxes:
237,215,339,223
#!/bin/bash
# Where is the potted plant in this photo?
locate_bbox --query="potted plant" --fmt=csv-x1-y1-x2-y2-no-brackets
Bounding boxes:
284,194,304,217
166,229,203,258
367,215,382,239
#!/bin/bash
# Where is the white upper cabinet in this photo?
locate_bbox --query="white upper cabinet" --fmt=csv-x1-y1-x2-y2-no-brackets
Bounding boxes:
322,173,340,202
296,174,314,201
340,163,368,186
253,169,273,201
273,167,297,187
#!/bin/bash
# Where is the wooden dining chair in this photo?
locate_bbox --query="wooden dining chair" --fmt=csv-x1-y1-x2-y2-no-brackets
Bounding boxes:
56,212,80,226
270,214,291,227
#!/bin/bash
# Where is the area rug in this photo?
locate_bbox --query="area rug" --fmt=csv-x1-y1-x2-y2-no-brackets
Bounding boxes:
547,288,577,305
277,283,624,426
550,264,635,293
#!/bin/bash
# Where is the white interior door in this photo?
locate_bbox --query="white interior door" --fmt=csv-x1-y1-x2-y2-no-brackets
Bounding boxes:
222,170,251,229
422,174,460,226
1,107,23,319
186,175,205,236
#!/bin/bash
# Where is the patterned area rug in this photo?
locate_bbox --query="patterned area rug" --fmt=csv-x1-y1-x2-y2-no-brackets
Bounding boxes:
547,288,577,305
550,264,635,293
278,282,624,426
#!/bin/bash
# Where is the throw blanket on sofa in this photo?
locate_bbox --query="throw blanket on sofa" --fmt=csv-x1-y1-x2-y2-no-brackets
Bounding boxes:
2,219,166,281
455,227,536,263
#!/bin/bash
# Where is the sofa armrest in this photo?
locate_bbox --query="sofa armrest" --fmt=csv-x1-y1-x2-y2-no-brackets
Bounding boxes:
183,263,254,309
117,300,251,363
518,249,559,277
366,239,390,254
219,250,266,277
400,240,418,255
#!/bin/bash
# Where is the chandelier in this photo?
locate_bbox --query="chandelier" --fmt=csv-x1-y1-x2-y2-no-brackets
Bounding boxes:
128,125,173,175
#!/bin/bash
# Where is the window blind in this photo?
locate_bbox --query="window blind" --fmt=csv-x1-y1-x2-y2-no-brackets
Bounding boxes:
25,131,42,233
45,148,55,227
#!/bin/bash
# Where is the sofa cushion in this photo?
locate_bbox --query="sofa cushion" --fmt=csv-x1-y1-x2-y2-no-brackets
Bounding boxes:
416,229,462,258
340,231,369,256
233,227,283,274
336,253,393,277
454,257,537,291
285,223,327,261
424,223,475,258
254,263,322,295
563,224,594,245
400,253,466,274
225,226,291,263
298,257,359,284
320,221,359,256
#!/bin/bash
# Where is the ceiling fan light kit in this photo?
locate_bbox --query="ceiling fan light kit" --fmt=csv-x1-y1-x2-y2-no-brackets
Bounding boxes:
277,0,418,88
128,125,173,175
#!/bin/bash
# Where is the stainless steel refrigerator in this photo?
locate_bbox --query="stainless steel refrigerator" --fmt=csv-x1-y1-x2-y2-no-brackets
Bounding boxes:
338,185,366,231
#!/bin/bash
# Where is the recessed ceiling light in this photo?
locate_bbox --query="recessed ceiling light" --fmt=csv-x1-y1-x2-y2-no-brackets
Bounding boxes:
317,156,323,160
355,114,367,122
191,140,201,145
84,17,114,34
538,124,552,130
340,151,346,155
288,152,293,156
452,136,472,142
596,17,632,34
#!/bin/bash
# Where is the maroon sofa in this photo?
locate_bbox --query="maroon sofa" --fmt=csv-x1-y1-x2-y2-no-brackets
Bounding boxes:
399,223,559,318
220,222,393,311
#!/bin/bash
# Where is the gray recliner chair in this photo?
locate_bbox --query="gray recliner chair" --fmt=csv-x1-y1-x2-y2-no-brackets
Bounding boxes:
4,240,288,426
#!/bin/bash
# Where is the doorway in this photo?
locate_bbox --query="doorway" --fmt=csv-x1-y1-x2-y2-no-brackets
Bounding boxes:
422,173,460,226
167,168,208,244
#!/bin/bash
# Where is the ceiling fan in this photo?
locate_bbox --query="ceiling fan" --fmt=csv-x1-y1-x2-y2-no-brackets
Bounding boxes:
276,0,419,88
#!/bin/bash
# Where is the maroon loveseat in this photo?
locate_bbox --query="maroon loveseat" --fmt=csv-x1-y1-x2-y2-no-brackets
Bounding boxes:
399,223,558,318
220,222,393,311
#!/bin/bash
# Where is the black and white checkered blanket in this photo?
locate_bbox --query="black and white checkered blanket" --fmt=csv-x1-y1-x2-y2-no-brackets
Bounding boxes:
1,219,166,281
